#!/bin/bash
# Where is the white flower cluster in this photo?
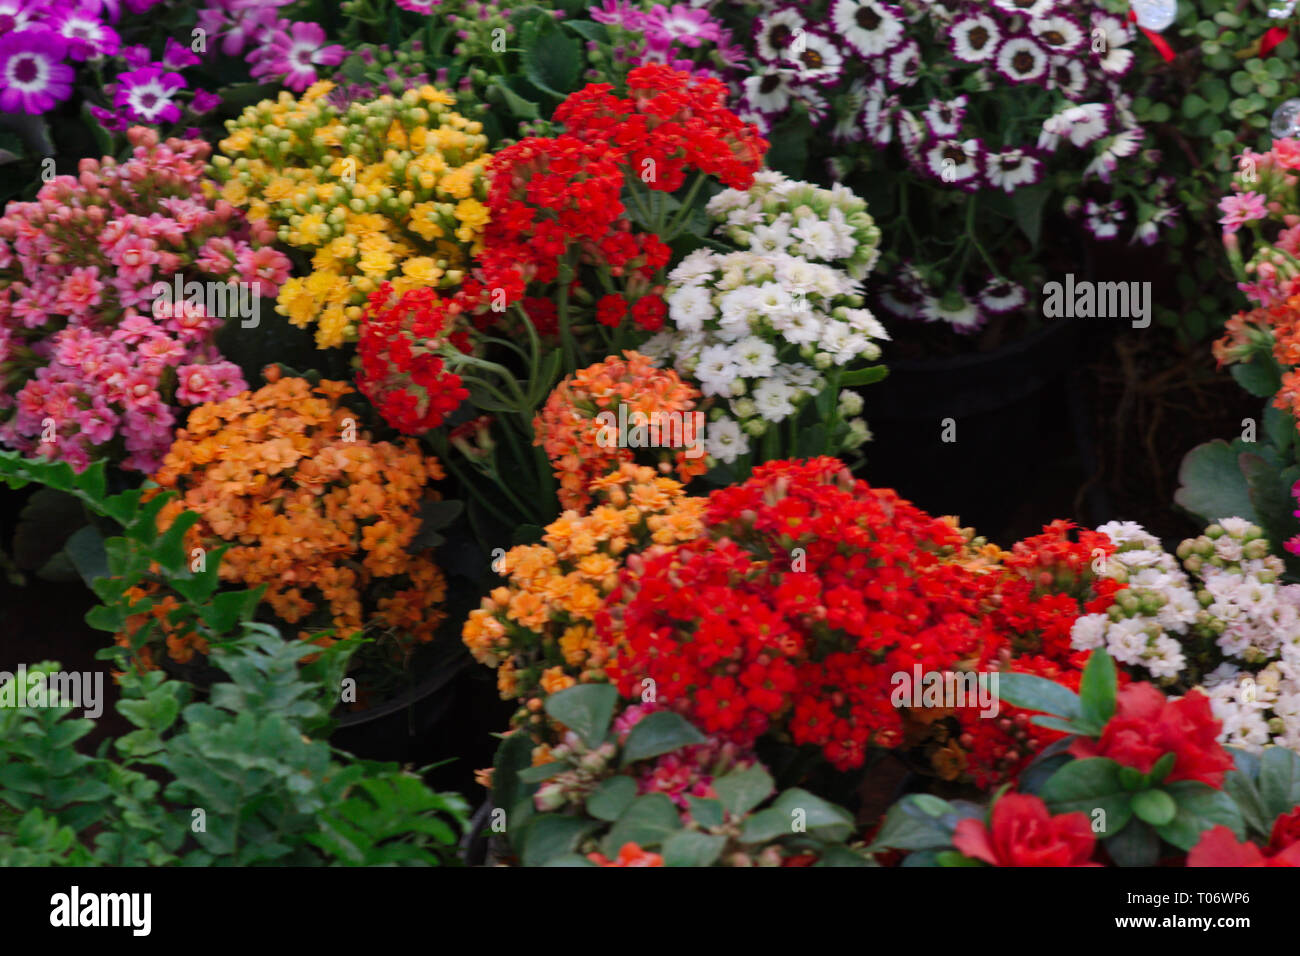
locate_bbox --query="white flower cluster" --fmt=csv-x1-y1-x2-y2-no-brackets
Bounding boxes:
1071,517,1300,754
645,173,886,465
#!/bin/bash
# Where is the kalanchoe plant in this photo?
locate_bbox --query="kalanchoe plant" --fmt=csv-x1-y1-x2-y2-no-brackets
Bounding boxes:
485,684,870,866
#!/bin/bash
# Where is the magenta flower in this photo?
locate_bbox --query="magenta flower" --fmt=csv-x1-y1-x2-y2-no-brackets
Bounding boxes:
590,0,647,31
161,37,201,70
394,0,443,12
1218,191,1269,234
0,30,75,115
641,4,722,50
114,66,186,124
49,6,121,62
251,21,345,92
0,0,34,35
191,89,222,113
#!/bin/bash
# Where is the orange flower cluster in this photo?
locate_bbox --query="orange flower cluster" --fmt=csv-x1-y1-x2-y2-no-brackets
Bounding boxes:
532,351,708,512
1213,297,1300,422
462,462,704,722
129,367,447,667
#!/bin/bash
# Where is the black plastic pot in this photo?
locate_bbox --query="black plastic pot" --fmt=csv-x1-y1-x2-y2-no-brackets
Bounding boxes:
329,654,468,761
860,316,1090,539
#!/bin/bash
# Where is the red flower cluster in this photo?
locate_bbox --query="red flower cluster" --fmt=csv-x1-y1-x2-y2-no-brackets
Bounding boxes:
1069,682,1235,788
357,283,472,435
603,457,1000,769
953,793,1099,867
554,63,769,193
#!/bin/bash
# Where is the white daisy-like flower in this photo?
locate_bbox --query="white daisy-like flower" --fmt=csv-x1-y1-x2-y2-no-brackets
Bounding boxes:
886,40,921,88
791,217,838,260
706,417,749,464
1148,636,1188,680
1030,13,1085,55
778,310,823,346
977,278,1027,315
924,138,982,188
832,0,905,57
860,82,897,146
843,307,889,339
666,284,714,333
784,30,845,86
921,95,967,137
984,147,1042,193
1090,13,1134,76
1064,103,1111,146
1045,57,1087,98
921,293,982,332
995,36,1049,84
732,336,778,379
754,8,806,63
949,13,1001,63
992,0,1055,17
741,70,798,115
694,344,741,397
749,219,795,254
1071,613,1109,651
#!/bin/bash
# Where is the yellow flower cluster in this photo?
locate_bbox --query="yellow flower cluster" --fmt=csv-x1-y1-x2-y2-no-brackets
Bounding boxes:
135,368,448,667
462,462,705,726
209,81,491,348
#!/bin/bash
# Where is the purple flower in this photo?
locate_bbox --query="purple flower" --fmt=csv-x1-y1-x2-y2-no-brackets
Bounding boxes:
113,66,186,124
590,0,647,32
394,0,443,11
0,30,75,115
641,4,721,51
0,0,34,36
191,89,221,113
120,43,151,68
161,37,201,70
198,0,292,58
89,102,128,132
49,6,121,62
249,21,344,92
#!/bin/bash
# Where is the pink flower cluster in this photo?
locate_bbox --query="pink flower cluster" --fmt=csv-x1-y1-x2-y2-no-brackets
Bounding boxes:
614,702,757,813
0,127,291,473
1221,142,1300,307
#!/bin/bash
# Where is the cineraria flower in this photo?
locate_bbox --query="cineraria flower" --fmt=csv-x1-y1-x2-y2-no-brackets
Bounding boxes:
1084,129,1144,183
782,30,844,86
985,147,1042,193
949,12,1001,63
741,69,799,117
992,0,1056,17
995,35,1049,84
642,4,721,51
753,7,805,63
831,0,904,57
921,95,967,137
395,0,443,11
113,66,186,124
1038,103,1110,151
250,21,345,92
0,30,74,115
978,277,1028,315
885,39,920,87
1045,57,1087,98
924,138,982,189
922,292,984,333
1132,204,1179,246
49,6,121,61
1029,13,1085,55
1090,12,1134,76
1084,199,1126,240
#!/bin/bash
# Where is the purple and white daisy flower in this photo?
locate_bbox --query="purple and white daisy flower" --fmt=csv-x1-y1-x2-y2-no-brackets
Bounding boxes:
642,4,723,52
1084,199,1127,240
113,66,186,124
1038,103,1111,151
885,39,920,88
992,0,1056,17
49,6,120,61
995,35,1049,84
949,13,1000,63
741,68,799,116
859,80,898,146
831,0,904,57
753,8,806,64
0,30,74,115
782,30,845,86
922,95,967,137
1132,204,1179,246
1030,13,1085,55
978,278,1029,315
985,147,1043,193
878,265,928,320
1045,57,1087,98
896,108,925,158
250,21,346,93
923,292,985,333
1083,128,1145,182
924,138,983,190
1091,13,1135,76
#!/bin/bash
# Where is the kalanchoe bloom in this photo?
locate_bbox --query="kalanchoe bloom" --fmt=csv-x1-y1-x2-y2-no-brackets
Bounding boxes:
949,12,1001,63
49,5,121,61
0,30,74,115
1218,191,1269,234
831,0,904,57
114,66,186,124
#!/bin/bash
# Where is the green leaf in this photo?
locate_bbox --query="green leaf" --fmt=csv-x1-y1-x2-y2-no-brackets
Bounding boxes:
620,711,707,766
1038,758,1132,837
1154,782,1245,851
1223,767,1271,840
936,850,983,867
686,796,724,830
1174,440,1260,525
1077,649,1116,729
662,830,726,867
1030,715,1089,735
63,525,108,587
521,814,601,867
603,793,681,854
814,845,876,867
866,795,956,852
839,365,889,388
561,19,608,43
740,807,793,844
586,776,637,822
1104,818,1160,867
1130,789,1177,827
521,19,581,97
712,765,774,819
1231,360,1282,398
543,684,617,749
996,673,1082,720
770,789,855,842
1258,746,1300,819
489,78,539,121
1011,183,1050,248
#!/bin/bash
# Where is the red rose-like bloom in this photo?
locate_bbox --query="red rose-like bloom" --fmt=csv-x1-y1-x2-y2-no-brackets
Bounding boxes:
1188,823,1300,867
1068,683,1235,789
953,793,1099,867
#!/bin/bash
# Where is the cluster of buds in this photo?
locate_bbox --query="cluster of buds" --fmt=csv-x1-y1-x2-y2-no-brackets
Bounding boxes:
532,731,619,812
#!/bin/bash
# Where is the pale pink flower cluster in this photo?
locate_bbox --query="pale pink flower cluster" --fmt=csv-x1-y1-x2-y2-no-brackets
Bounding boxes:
0,127,291,472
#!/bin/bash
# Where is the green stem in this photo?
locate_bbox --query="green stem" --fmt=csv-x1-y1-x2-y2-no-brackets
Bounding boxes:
557,261,578,374
665,171,708,239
